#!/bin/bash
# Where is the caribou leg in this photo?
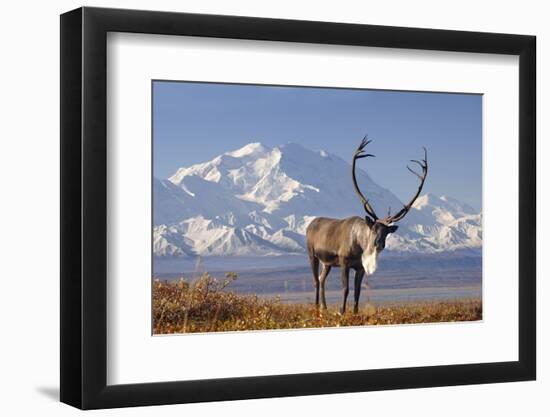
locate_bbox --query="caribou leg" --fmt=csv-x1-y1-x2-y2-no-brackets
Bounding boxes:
309,254,320,307
353,269,365,314
319,263,332,310
340,266,350,314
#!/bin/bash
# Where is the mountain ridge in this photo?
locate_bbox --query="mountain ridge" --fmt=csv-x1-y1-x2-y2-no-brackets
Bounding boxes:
154,142,482,257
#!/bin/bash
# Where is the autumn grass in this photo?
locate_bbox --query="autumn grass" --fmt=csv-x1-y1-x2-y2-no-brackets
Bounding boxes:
152,273,482,334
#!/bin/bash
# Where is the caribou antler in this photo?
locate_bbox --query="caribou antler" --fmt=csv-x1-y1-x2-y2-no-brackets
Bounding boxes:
351,136,379,221
385,146,428,223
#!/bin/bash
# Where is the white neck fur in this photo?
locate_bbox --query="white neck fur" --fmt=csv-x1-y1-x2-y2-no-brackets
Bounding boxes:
362,250,379,275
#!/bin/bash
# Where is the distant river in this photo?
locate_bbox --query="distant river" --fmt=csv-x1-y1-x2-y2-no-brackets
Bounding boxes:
154,253,482,305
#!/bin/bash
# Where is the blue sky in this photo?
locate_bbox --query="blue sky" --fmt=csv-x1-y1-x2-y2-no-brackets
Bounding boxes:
153,81,482,211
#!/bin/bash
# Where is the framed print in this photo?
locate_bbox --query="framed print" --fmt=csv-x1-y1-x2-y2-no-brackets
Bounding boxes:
60,6,536,410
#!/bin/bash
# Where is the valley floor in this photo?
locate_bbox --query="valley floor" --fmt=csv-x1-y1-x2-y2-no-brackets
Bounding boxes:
152,273,482,334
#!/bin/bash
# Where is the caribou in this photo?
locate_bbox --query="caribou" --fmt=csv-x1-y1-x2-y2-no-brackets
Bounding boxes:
306,137,428,314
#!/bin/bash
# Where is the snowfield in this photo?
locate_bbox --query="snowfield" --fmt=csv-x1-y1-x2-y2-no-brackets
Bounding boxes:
154,142,482,257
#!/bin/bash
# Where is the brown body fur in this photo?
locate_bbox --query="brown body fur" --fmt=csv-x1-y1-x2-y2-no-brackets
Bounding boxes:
306,216,367,268
306,216,374,313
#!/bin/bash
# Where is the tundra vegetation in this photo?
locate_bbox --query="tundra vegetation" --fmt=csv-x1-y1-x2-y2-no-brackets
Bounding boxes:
152,273,482,334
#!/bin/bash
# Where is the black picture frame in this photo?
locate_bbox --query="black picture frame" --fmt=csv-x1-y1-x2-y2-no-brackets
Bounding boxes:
60,6,536,410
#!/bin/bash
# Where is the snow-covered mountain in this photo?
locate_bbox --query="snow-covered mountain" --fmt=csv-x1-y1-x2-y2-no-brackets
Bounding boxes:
153,142,482,257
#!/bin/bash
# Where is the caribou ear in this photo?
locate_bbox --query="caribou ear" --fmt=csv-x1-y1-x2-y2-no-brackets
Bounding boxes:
388,225,399,233
364,216,375,227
